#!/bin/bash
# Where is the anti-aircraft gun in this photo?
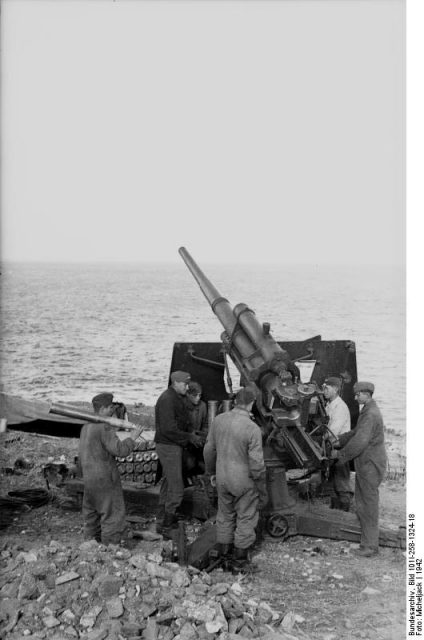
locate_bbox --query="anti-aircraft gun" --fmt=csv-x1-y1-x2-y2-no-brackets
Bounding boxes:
176,247,405,552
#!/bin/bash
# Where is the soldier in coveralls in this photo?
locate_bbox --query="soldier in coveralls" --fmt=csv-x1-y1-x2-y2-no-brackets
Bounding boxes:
335,380,387,557
322,376,353,511
79,393,143,545
204,387,267,572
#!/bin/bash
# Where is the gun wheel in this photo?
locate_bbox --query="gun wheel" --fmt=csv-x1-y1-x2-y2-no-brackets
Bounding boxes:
266,513,289,538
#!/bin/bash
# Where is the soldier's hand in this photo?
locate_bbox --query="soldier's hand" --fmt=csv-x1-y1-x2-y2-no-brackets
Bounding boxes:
188,433,203,448
210,474,217,487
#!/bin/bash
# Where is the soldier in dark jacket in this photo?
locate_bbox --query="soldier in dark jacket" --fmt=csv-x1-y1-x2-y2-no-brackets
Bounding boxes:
155,371,203,537
335,381,387,557
79,392,143,545
182,381,208,477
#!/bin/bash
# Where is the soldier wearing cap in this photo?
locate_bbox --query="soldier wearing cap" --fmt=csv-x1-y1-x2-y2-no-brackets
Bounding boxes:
182,381,209,476
78,392,144,545
322,377,353,511
335,380,387,557
154,371,204,537
204,387,267,573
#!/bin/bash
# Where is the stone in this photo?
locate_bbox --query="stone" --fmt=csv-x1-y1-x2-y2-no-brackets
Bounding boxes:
61,608,77,624
78,540,99,553
361,586,382,596
42,615,61,628
80,605,103,628
97,576,123,599
129,553,148,569
18,572,39,600
16,551,38,564
106,597,124,618
178,621,197,640
209,582,229,596
56,571,80,585
171,569,191,588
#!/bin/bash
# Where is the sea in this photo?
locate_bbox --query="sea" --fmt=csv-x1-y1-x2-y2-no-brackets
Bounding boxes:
0,261,405,436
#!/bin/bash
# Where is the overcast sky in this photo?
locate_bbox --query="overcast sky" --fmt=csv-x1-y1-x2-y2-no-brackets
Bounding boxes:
1,0,405,265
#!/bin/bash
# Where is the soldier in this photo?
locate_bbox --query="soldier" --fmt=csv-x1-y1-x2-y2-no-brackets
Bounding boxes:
78,392,144,545
154,371,204,538
335,381,387,557
323,376,353,511
182,381,208,477
184,381,208,434
204,387,267,573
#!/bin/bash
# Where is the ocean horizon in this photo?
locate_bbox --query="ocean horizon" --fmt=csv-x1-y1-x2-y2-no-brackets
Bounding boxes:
0,261,405,437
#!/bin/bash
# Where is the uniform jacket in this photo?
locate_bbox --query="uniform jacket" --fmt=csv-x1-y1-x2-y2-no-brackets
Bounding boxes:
79,423,135,485
337,399,387,478
204,407,265,495
183,398,208,434
154,387,191,447
326,395,351,440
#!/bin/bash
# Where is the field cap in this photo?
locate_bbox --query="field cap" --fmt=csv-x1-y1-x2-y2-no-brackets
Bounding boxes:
324,376,342,390
92,392,114,410
353,381,375,394
188,381,202,395
235,387,257,406
170,370,191,384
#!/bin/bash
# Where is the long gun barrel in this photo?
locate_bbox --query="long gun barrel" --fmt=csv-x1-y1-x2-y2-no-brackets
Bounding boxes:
179,247,324,469
178,246,291,386
49,402,144,435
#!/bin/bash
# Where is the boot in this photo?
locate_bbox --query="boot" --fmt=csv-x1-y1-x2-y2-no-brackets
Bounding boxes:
158,512,178,540
338,493,352,512
330,497,341,510
339,499,351,512
217,543,233,572
231,547,252,574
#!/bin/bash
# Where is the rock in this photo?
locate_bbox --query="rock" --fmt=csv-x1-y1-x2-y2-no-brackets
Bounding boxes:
209,582,229,596
361,586,382,596
171,569,191,588
18,572,39,600
97,576,123,598
144,617,159,640
16,551,38,564
79,540,99,553
139,530,162,541
255,601,274,625
61,608,77,624
81,628,109,640
106,597,124,618
29,561,53,580
129,553,148,570
280,611,296,632
121,622,145,636
55,571,80,585
230,582,243,596
42,615,61,628
146,562,172,580
0,578,20,599
80,605,103,628
178,621,197,640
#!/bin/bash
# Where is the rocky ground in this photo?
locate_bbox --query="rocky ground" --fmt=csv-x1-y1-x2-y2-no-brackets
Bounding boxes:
0,429,407,640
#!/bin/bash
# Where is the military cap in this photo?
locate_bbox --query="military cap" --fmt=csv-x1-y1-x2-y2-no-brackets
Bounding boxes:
353,381,375,394
92,392,114,410
324,376,342,390
170,370,191,384
235,387,257,406
187,381,202,395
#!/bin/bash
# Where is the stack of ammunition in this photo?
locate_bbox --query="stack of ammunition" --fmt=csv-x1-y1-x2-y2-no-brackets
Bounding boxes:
116,439,158,484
